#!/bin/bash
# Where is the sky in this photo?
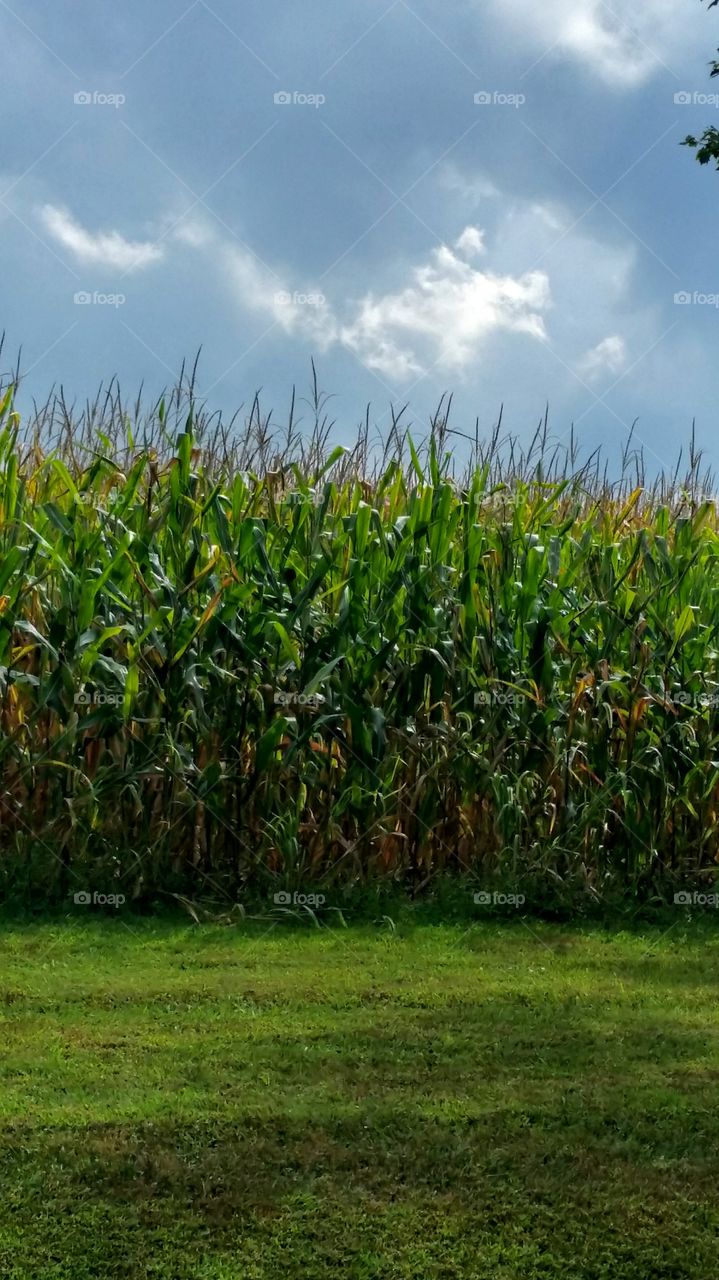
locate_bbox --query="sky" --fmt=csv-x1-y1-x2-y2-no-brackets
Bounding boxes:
2,0,719,474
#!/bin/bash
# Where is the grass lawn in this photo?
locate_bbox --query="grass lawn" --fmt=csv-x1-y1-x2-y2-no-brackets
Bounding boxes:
1,915,718,1278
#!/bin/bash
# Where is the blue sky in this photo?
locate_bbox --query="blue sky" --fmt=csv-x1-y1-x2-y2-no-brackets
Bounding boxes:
2,0,719,472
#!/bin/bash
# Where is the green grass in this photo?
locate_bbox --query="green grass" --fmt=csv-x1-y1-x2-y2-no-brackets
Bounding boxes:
2,916,719,1278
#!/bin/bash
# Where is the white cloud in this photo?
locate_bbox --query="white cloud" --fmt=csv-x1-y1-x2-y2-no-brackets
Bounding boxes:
454,226,486,258
222,243,339,350
484,0,690,86
39,205,164,272
177,201,640,392
438,164,499,207
341,234,551,380
172,221,215,250
577,335,627,381
185,219,548,382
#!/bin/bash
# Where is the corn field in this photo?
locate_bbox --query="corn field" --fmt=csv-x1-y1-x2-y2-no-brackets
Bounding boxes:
1,367,718,909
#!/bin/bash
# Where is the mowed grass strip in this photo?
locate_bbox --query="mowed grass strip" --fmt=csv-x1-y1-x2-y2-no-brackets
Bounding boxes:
1,919,718,1278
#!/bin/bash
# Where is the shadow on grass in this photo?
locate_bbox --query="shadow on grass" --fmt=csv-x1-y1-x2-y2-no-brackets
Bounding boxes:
2,1006,719,1278
2,920,719,1277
